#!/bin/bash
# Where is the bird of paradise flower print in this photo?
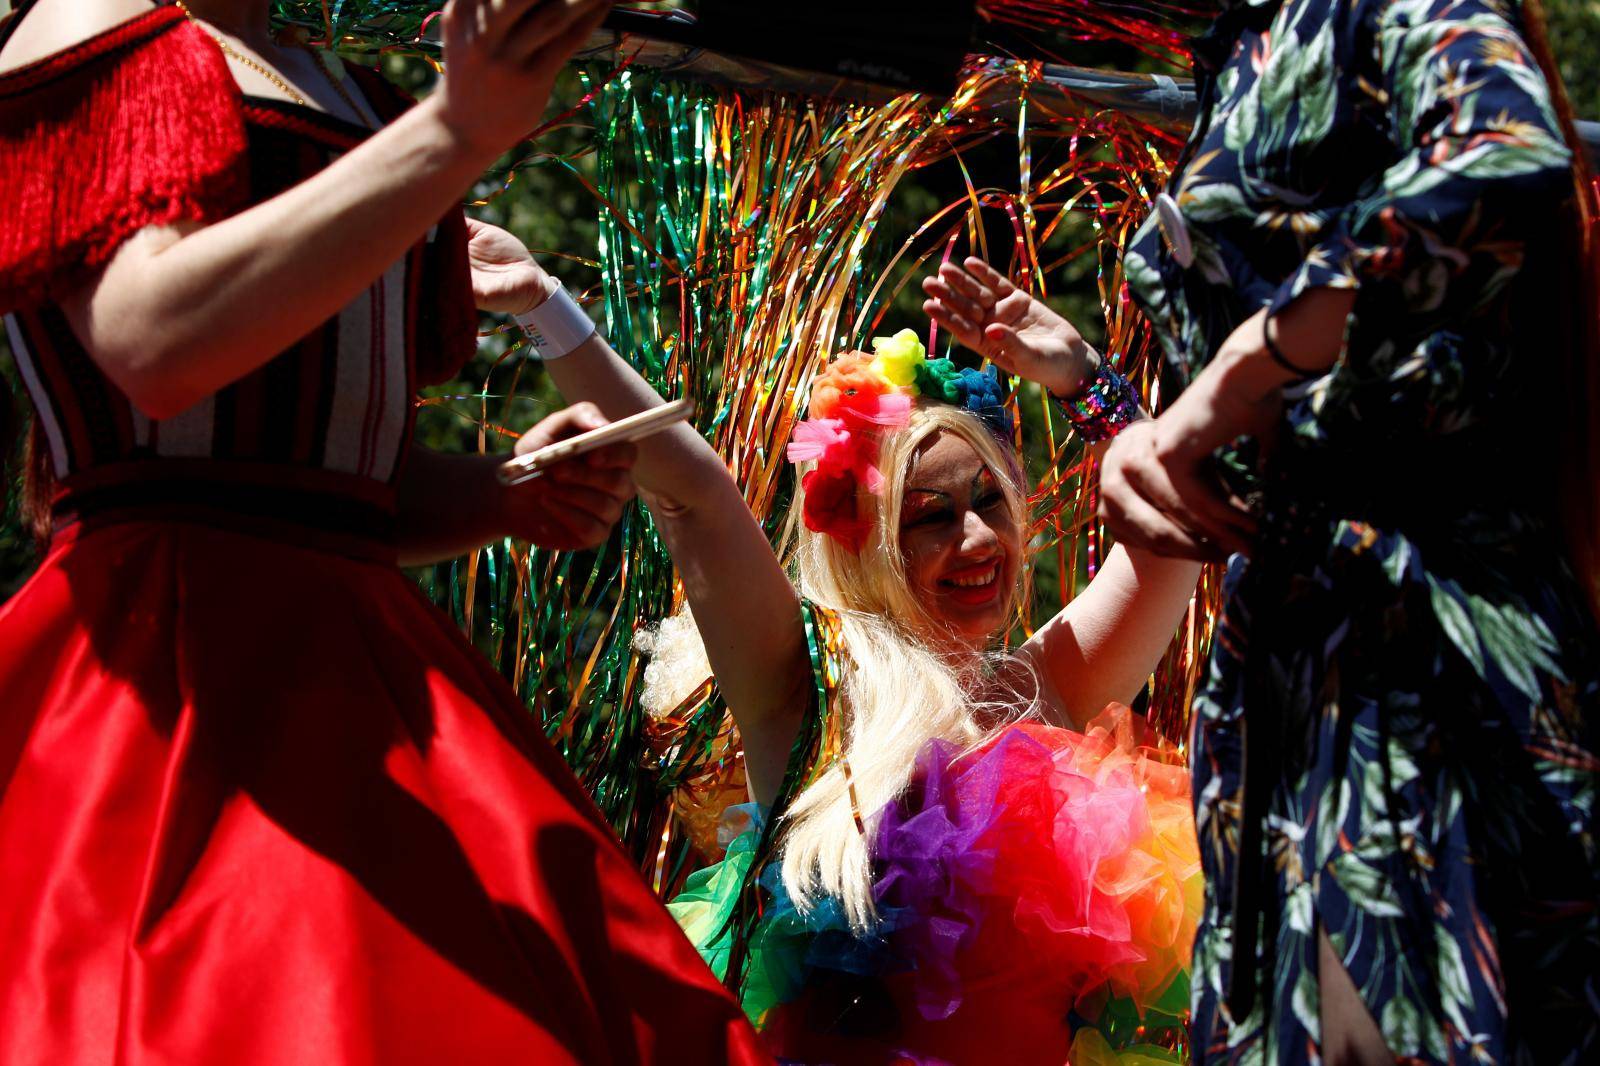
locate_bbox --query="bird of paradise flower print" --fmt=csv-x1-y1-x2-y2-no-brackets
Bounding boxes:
1122,0,1600,1062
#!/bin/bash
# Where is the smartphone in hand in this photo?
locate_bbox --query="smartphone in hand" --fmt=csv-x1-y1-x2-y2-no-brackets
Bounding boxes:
498,399,694,486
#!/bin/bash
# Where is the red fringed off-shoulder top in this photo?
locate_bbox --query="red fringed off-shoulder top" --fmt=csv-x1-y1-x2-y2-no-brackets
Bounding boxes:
1,1,476,540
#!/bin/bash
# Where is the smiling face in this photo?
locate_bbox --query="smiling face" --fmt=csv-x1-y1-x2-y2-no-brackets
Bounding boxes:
895,430,1024,645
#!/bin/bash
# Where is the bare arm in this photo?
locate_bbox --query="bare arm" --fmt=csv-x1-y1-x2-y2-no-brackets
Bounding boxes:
42,0,609,419
923,257,1201,725
1019,546,1199,727
543,339,810,806
458,232,814,802
396,450,513,566
1096,300,1352,561
65,111,485,419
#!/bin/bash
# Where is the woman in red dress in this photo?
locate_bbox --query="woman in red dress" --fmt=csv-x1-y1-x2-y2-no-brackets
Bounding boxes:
0,0,766,1061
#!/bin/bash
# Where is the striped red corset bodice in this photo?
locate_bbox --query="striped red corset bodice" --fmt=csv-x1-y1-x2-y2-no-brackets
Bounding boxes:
0,5,475,511
7,97,474,492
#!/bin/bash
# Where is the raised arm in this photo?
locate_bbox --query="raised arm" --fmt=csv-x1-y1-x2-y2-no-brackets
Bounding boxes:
923,257,1201,726
1017,545,1199,726
45,0,609,419
549,339,811,807
469,223,810,805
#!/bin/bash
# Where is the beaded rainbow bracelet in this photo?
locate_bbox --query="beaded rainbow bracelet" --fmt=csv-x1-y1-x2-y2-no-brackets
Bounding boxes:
1055,358,1143,444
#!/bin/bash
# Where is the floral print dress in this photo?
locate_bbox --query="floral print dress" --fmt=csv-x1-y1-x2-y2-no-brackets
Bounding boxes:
1122,0,1600,1062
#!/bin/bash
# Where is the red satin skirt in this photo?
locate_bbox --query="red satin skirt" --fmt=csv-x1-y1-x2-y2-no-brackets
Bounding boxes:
0,480,765,1064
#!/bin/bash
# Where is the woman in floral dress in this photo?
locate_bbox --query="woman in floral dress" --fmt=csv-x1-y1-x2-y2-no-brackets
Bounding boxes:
1100,0,1600,1061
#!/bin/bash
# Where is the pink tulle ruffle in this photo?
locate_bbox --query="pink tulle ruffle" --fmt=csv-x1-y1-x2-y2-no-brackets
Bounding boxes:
871,705,1201,1023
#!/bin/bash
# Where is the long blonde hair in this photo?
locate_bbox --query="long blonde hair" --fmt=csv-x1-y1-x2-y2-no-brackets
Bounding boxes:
642,402,1040,930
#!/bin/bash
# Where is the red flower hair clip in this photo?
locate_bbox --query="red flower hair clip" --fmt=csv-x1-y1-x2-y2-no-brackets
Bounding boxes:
786,341,916,551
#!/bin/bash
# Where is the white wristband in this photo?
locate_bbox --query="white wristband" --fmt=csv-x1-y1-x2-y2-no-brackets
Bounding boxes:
513,282,597,360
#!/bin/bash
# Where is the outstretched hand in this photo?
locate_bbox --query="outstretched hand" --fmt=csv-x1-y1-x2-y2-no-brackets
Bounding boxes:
501,402,637,551
922,257,1100,397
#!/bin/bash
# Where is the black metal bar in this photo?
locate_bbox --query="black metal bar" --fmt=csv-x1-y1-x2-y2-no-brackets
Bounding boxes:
578,24,1600,168
599,4,977,98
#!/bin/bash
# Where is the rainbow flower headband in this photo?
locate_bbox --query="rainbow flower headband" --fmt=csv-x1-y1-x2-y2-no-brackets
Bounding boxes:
786,329,1012,551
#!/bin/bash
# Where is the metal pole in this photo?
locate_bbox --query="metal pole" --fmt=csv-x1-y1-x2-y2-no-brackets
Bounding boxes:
575,29,1600,168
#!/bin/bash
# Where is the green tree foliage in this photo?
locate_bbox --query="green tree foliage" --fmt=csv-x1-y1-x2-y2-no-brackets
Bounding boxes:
1545,0,1600,120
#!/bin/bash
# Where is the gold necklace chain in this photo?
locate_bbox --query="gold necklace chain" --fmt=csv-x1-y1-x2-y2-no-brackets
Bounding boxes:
174,1,375,129
175,0,307,108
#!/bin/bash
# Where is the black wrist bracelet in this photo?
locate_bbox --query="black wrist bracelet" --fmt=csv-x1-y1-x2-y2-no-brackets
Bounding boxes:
1262,317,1321,380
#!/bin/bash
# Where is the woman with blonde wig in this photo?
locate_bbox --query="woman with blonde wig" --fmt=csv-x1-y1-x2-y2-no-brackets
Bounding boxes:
470,207,1207,1062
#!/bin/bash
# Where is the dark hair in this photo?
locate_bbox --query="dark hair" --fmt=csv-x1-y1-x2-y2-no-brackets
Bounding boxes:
1522,0,1600,620
0,354,51,549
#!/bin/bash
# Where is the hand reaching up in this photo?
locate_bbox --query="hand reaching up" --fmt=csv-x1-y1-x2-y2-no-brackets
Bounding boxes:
922,257,1100,398
435,0,612,157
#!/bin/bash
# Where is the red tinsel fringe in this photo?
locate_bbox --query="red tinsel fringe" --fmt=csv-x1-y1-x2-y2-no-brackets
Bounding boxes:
0,8,248,312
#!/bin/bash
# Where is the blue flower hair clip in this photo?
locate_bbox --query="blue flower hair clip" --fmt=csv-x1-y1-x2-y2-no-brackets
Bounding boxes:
911,357,1014,436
